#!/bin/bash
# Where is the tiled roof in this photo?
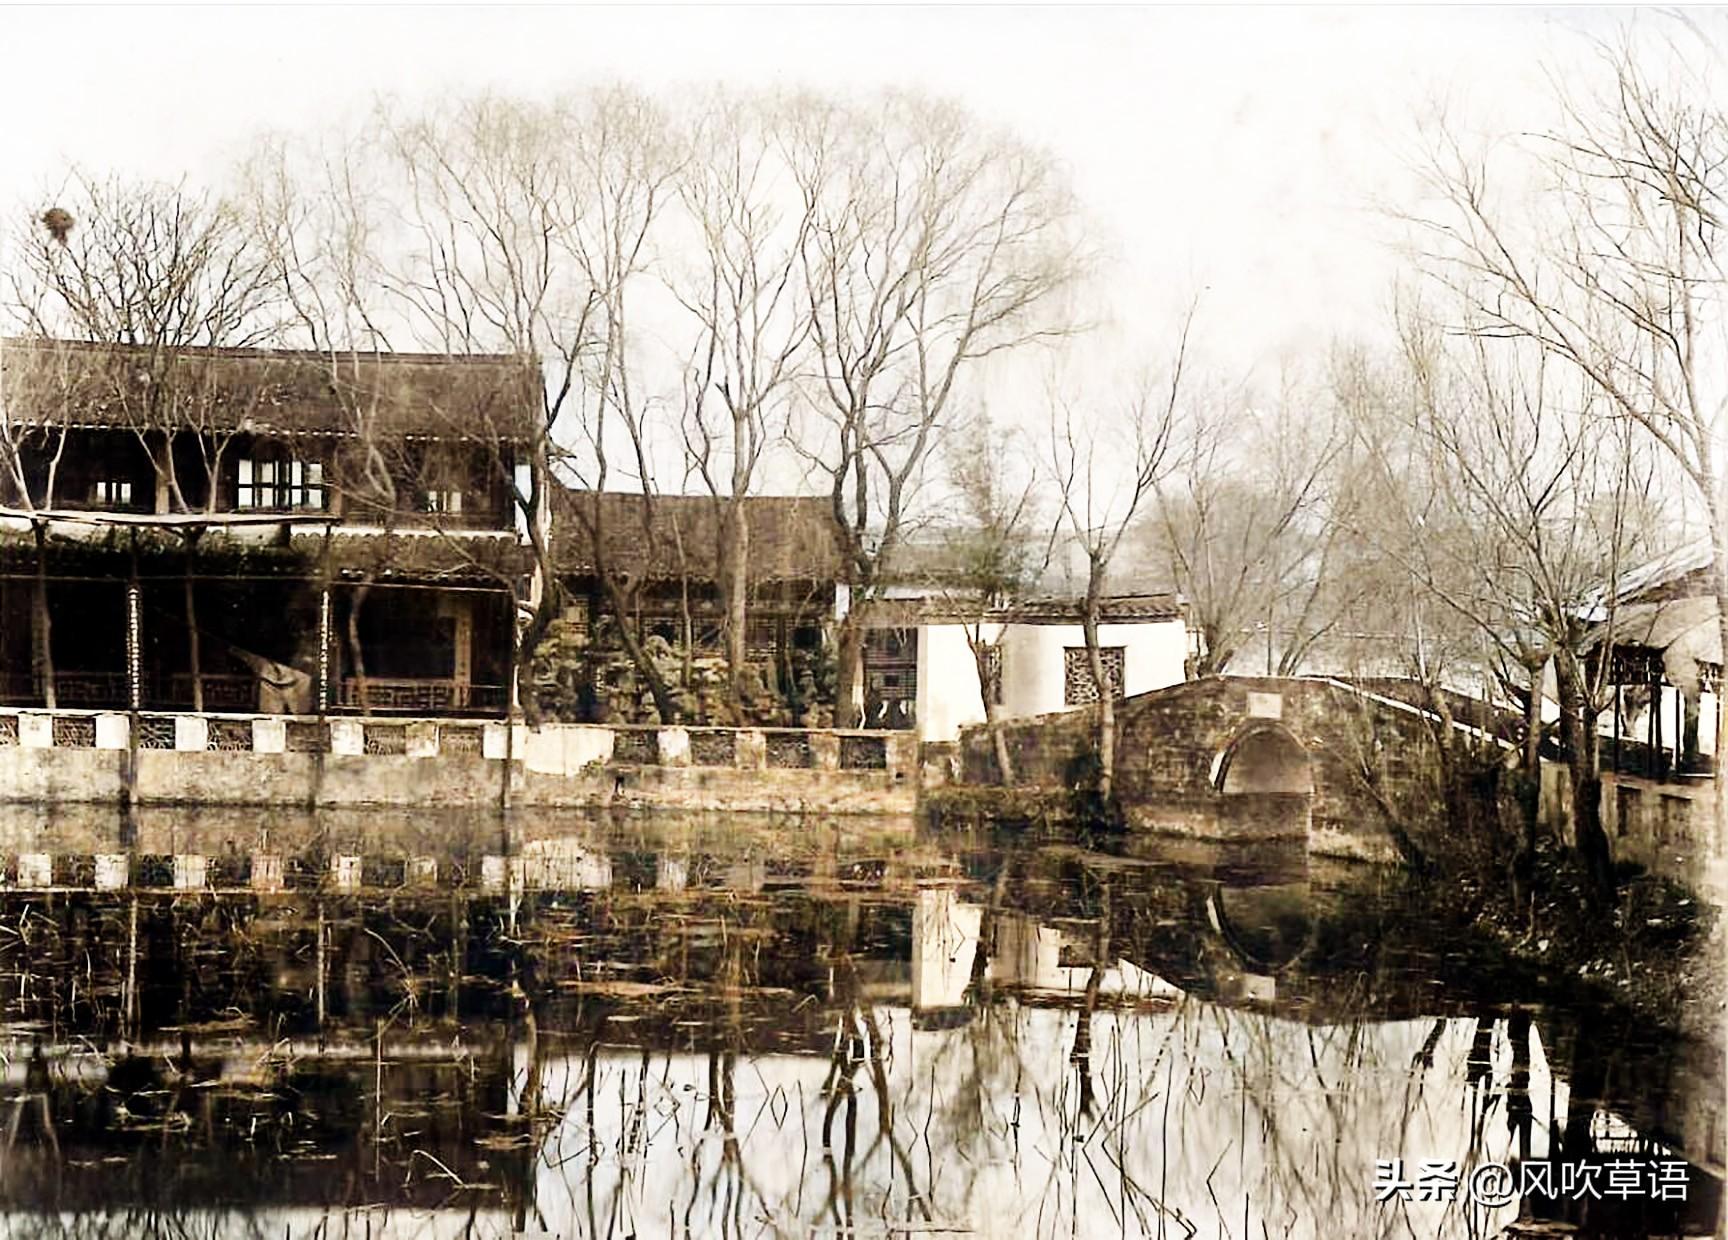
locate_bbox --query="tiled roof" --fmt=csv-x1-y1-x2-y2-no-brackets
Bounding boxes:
862,592,1184,626
1599,596,1720,666
1,338,540,441
552,489,844,584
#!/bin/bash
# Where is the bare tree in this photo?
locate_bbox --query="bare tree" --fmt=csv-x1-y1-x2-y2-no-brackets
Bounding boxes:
0,337,77,708
247,134,439,716
6,173,284,711
670,94,815,701
1143,367,1348,677
939,410,1045,783
338,90,683,722
785,93,1085,726
1341,310,1661,906
1407,31,1726,839
1048,308,1195,802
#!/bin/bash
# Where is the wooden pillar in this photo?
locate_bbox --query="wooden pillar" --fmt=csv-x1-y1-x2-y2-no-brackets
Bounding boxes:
317,587,332,714
445,594,474,710
456,602,474,684
1649,669,1662,778
125,581,142,711
1682,686,1701,772
1612,677,1622,773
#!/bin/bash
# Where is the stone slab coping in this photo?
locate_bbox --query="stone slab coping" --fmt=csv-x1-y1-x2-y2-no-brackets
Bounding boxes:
0,849,667,895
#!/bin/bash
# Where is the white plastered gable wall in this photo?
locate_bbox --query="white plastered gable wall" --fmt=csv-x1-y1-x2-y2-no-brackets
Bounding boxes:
914,616,1191,742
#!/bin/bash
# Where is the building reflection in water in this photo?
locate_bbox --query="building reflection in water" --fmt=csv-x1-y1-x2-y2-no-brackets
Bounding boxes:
0,805,1718,1238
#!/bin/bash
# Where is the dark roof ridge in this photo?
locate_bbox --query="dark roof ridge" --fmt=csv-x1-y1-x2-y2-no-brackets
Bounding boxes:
3,336,532,367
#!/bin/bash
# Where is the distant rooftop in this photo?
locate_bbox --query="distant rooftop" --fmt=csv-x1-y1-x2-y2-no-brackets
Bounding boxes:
864,591,1184,625
552,489,844,584
1,337,541,441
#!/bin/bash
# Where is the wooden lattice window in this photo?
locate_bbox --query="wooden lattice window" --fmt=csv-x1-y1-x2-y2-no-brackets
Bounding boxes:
840,735,887,770
613,729,660,764
364,724,408,755
747,618,779,661
1064,646,1125,706
209,719,252,751
90,479,135,507
439,725,483,756
237,452,325,511
53,717,96,748
287,721,330,753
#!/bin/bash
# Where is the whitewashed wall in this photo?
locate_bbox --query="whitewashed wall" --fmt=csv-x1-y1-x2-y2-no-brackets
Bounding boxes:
914,618,1190,742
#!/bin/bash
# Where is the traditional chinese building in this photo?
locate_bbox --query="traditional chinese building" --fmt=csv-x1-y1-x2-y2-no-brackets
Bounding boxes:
856,591,1191,741
550,488,843,697
1594,540,1719,780
1576,542,1721,890
0,338,537,717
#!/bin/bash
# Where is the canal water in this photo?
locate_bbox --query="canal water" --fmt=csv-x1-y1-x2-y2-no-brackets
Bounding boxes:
0,804,1719,1238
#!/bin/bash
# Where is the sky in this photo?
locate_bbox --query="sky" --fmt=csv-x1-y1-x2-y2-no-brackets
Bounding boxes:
0,5,1646,380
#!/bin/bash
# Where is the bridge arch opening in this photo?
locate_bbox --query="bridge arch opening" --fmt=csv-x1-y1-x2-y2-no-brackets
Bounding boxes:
1206,882,1316,973
1216,725,1313,796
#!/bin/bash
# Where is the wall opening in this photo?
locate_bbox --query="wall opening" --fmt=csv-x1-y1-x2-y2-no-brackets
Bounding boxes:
1218,726,1313,796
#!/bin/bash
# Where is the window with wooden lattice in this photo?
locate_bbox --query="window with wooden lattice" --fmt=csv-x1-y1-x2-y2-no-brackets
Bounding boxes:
746,617,780,661
561,597,589,633
1064,646,1124,705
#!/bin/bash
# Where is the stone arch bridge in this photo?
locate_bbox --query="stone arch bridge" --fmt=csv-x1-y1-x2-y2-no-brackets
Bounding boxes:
958,676,1491,860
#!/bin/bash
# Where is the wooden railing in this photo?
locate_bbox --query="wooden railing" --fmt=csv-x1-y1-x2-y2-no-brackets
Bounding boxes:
154,674,259,712
0,672,129,708
335,678,507,715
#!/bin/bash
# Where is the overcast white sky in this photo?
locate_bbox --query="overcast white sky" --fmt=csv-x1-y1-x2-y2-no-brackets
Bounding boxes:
0,4,1647,380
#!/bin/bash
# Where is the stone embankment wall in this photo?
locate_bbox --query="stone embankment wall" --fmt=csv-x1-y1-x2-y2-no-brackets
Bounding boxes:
0,709,918,815
1541,760,1725,901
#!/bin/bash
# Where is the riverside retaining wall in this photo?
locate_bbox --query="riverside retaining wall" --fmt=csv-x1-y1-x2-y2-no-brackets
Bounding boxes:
0,709,918,815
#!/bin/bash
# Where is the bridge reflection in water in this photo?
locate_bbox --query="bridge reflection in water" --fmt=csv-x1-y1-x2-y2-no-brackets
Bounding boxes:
0,804,1718,1239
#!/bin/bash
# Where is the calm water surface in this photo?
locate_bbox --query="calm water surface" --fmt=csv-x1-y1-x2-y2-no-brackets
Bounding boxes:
0,804,1719,1238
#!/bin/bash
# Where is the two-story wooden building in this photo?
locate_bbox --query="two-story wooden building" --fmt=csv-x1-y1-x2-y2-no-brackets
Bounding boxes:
0,338,537,717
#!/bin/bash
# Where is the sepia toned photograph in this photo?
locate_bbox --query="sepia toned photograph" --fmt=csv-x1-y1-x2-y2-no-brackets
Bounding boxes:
0,6,1722,1237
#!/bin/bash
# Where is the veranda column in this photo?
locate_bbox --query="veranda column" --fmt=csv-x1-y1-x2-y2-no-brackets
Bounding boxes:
125,581,142,710
317,586,332,714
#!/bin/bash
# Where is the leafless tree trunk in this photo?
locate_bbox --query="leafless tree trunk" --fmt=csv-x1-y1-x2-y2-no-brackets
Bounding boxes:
375,91,678,722
30,521,54,710
7,174,284,714
785,94,1086,726
1406,32,1726,852
1049,307,1195,801
673,95,813,701
942,411,1045,783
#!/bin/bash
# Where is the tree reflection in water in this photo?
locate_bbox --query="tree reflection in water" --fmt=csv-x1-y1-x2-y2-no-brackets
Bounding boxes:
0,806,1716,1238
